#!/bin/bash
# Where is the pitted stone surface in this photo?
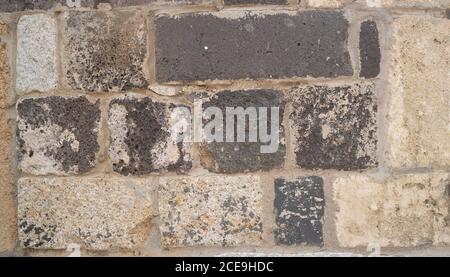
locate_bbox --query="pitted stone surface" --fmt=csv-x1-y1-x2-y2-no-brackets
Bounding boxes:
156,11,353,82
16,14,57,93
289,83,377,170
108,95,191,175
63,11,148,92
159,176,263,247
360,20,380,79
334,173,450,247
18,177,153,250
16,96,100,175
274,176,325,246
386,17,450,168
198,90,285,173
366,0,449,8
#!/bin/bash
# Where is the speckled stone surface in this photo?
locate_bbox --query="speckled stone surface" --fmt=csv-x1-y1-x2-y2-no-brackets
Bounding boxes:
16,14,57,93
274,176,325,246
334,173,450,247
108,94,191,175
386,17,450,168
62,11,148,92
198,90,285,173
18,177,154,250
0,22,8,109
366,0,448,8
289,82,377,170
16,96,100,175
159,176,263,247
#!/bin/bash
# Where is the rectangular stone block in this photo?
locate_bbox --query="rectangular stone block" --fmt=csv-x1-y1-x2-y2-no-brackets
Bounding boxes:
62,11,148,92
159,176,263,247
289,82,377,170
17,96,100,175
274,176,325,246
18,177,153,250
359,20,380,78
155,11,353,82
108,94,191,175
198,90,285,173
0,22,8,109
334,173,450,247
366,0,449,8
386,17,450,168
16,14,57,93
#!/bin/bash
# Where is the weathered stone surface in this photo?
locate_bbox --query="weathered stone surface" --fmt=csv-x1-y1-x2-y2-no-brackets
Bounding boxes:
17,96,100,175
16,14,57,93
360,20,380,78
18,177,153,250
108,94,191,175
289,83,377,170
198,90,285,173
308,0,348,7
156,11,353,82
159,176,263,247
334,173,450,247
0,23,8,108
224,0,287,4
386,17,450,168
366,0,448,8
63,11,148,92
274,176,325,246
446,9,450,19
0,110,16,253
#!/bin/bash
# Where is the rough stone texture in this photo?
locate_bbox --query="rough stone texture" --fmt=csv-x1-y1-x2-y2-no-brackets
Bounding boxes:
360,20,380,79
446,9,450,19
308,0,348,7
156,11,353,82
334,173,450,247
63,11,148,92
159,176,263,247
108,94,191,175
386,17,450,168
0,114,16,253
224,0,287,4
198,90,285,173
16,14,57,93
274,177,325,246
0,23,8,108
366,0,449,8
18,177,153,250
289,83,377,170
17,96,100,175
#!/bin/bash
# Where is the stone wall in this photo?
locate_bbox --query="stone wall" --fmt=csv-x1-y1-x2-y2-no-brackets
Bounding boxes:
0,0,449,257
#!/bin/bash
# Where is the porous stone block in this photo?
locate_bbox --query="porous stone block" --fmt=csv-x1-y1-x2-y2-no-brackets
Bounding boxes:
18,177,153,250
16,96,100,175
159,175,263,247
274,176,325,246
108,95,191,175
289,83,377,170
62,11,148,92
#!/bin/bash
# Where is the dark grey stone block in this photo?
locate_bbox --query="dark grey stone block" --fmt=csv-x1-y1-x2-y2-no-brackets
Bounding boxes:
290,83,377,170
224,0,287,5
360,20,380,78
198,90,285,173
274,176,325,246
156,11,353,82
